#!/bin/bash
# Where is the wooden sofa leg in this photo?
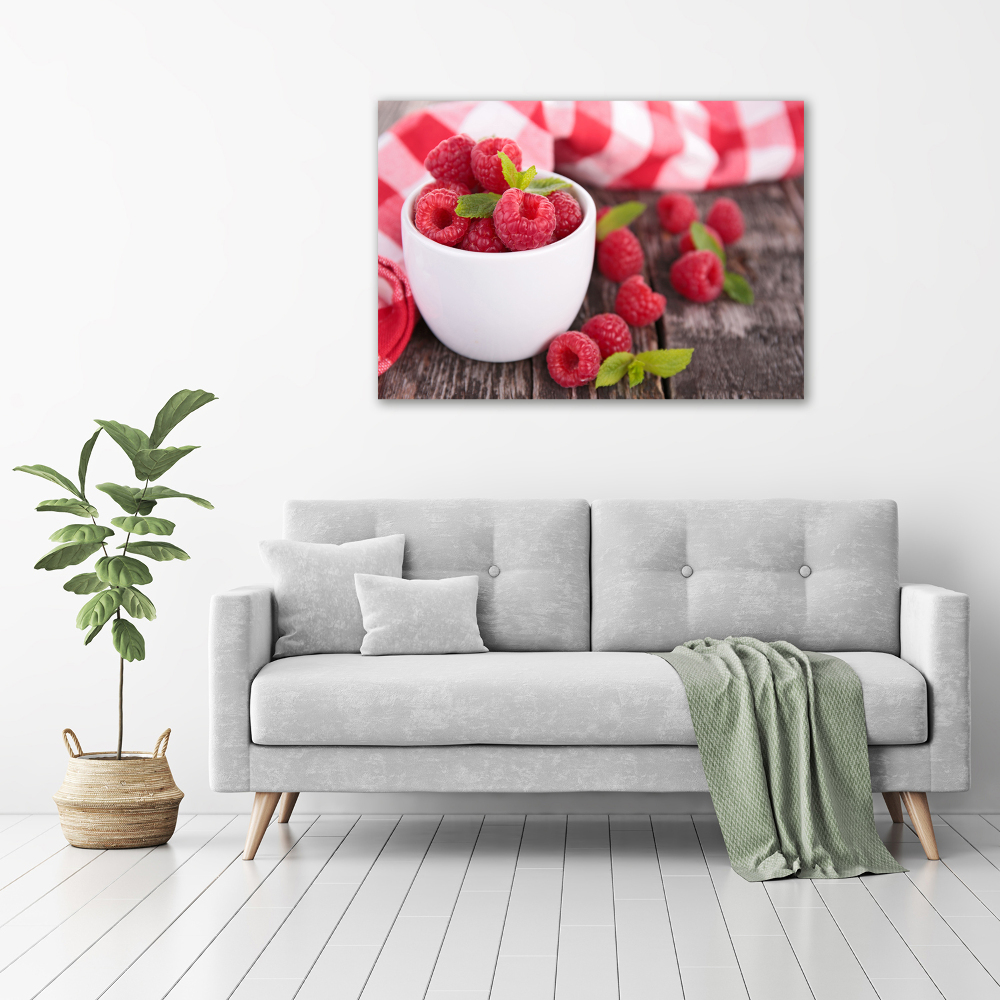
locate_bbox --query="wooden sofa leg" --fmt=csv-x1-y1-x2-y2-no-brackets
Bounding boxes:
901,791,940,861
882,792,904,824
277,792,299,824
244,792,281,860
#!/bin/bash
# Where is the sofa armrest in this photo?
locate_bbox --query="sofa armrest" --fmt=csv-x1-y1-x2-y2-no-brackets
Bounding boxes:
900,584,970,791
209,585,274,791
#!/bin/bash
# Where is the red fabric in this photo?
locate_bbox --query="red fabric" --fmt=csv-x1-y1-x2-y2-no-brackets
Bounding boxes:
377,256,417,376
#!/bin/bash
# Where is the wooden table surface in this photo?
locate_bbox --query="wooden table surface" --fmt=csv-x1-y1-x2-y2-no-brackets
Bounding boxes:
378,102,804,400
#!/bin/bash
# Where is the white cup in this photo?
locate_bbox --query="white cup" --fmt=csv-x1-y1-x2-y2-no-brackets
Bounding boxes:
400,176,596,363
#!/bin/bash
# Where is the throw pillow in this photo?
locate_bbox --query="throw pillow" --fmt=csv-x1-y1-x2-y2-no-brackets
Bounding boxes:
260,535,405,656
354,573,489,655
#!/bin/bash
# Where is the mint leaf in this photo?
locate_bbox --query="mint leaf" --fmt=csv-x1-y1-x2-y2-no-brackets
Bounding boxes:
627,360,645,387
635,349,694,378
689,221,725,266
526,176,572,196
723,272,754,304
455,192,501,218
596,201,646,241
594,352,633,387
498,151,536,191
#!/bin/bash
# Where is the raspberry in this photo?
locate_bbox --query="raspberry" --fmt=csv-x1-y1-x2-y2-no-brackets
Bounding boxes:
597,227,644,281
546,331,601,388
414,188,469,247
492,189,556,251
615,275,666,326
471,137,522,194
657,193,698,234
459,216,507,253
670,250,724,302
705,197,745,244
416,180,470,205
678,224,724,254
581,313,632,359
549,190,583,241
423,133,476,189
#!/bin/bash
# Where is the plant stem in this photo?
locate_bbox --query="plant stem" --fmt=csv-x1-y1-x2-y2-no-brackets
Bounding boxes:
117,652,124,760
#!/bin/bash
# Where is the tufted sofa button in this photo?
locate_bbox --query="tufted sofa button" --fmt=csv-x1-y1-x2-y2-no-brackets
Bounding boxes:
488,565,500,578
680,565,693,578
799,565,812,578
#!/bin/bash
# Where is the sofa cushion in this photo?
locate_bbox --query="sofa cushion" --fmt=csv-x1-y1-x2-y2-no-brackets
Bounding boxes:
249,650,926,747
591,499,900,654
283,499,591,651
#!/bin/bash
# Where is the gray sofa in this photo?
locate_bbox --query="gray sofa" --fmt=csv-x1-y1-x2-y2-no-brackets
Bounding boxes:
209,499,970,861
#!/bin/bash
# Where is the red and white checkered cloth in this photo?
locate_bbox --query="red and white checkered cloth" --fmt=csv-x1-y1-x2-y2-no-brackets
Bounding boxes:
377,100,804,373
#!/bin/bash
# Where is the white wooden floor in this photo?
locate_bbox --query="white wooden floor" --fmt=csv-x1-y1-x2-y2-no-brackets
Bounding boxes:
1,812,1000,999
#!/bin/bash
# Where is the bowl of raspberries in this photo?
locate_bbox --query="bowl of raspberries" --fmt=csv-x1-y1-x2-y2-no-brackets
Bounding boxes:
401,133,595,363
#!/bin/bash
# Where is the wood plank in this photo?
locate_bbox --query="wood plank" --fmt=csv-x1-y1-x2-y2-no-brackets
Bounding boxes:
0,826,74,893
0,845,102,926
0,818,28,837
0,816,58,863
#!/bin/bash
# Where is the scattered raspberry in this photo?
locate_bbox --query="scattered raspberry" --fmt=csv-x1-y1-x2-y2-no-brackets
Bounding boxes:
549,190,583,241
492,189,556,251
546,331,601,387
678,224,724,254
414,188,470,247
705,197,745,244
423,134,476,189
581,314,632,359
471,137,523,194
615,275,667,326
597,227,644,281
657,193,699,234
459,216,508,253
415,181,470,209
670,250,725,302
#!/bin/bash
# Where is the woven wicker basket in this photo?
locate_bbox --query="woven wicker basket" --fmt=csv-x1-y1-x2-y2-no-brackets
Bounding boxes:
53,728,184,849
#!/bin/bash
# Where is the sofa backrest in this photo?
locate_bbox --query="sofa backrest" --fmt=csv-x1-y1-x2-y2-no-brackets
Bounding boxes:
284,499,591,652
591,499,900,654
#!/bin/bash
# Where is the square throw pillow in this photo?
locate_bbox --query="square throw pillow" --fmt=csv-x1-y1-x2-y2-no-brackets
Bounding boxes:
354,573,489,655
260,535,405,656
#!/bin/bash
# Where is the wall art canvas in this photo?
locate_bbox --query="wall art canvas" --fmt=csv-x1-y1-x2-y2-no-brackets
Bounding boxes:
378,100,804,399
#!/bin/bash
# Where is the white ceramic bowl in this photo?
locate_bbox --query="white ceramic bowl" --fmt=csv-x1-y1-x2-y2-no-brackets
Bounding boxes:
400,175,596,363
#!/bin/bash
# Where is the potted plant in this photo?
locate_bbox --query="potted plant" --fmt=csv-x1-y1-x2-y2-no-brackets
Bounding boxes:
14,389,217,849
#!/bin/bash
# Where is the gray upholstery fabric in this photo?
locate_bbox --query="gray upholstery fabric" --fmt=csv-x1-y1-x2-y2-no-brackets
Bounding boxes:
592,499,901,654
355,574,488,655
900,584,971,791
259,535,404,656
283,500,590,651
249,650,926,747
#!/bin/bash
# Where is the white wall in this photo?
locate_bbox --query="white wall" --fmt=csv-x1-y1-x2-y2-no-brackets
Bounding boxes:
1,0,997,817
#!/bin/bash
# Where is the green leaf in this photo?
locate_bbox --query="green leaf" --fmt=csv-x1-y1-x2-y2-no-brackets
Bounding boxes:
627,360,646,387
34,542,104,571
498,150,536,191
48,523,114,544
634,348,694,379
76,588,122,630
111,515,175,536
120,540,190,561
149,389,217,449
112,619,145,661
120,586,156,621
455,192,501,218
141,485,214,509
36,498,100,517
94,420,149,462
596,201,646,241
77,428,101,499
689,221,726,266
723,271,755,304
96,483,156,516
526,176,573,196
84,618,108,645
594,352,634,388
64,572,109,595
132,446,199,482
13,465,82,499
95,555,152,587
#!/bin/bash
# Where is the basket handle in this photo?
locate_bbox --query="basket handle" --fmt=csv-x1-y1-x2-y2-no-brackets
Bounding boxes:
62,728,83,758
152,728,171,759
